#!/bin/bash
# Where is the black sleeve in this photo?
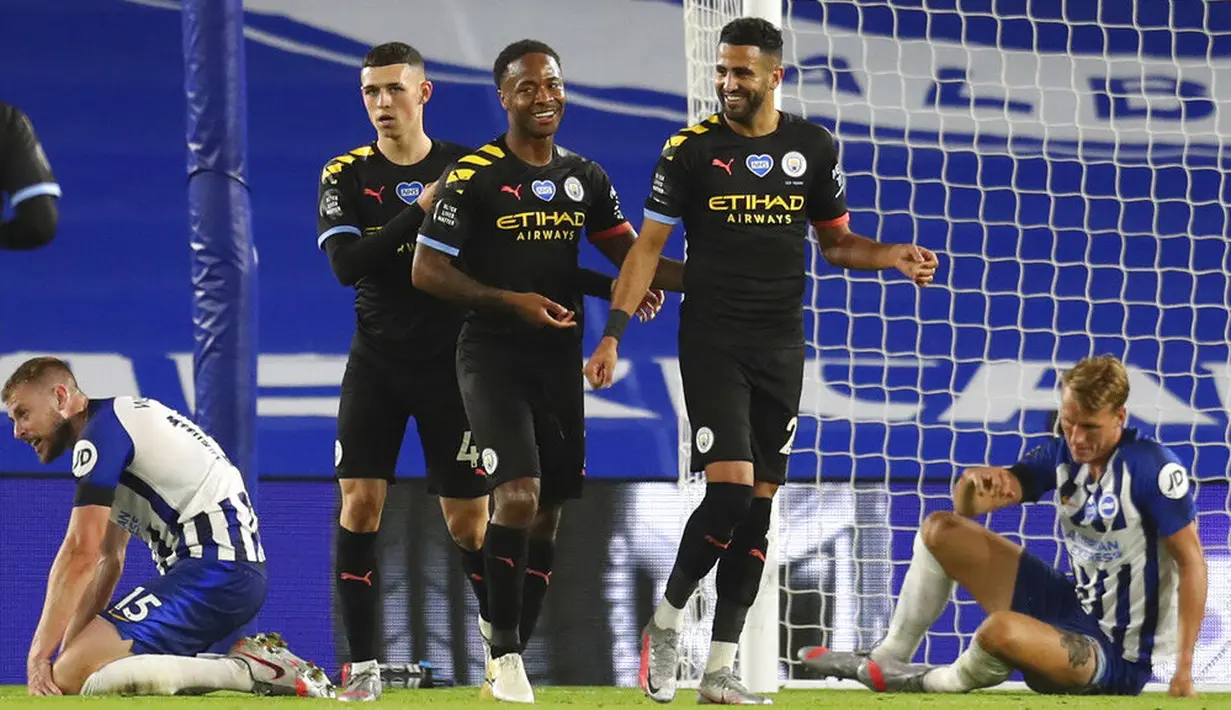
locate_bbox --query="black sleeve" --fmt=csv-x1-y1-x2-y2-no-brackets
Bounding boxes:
583,163,629,240
322,202,425,286
1,105,59,202
805,126,849,224
73,481,116,508
0,105,60,250
0,194,57,250
577,267,614,298
643,136,692,226
316,158,424,286
416,164,473,257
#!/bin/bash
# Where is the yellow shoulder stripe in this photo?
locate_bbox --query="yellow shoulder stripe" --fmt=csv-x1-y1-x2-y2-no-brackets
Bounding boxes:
320,145,371,181
444,142,506,191
661,115,718,160
445,167,476,184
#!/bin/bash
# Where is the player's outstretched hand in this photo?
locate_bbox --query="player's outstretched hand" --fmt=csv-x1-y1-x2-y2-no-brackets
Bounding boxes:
508,292,576,329
609,279,664,323
635,288,665,322
27,659,61,696
975,468,1017,502
585,338,620,390
416,180,440,213
1168,670,1197,698
895,244,939,286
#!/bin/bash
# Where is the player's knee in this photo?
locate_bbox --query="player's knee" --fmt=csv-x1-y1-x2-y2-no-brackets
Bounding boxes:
529,504,562,540
444,504,488,550
491,479,540,528
921,510,964,554
974,611,1021,657
339,481,386,532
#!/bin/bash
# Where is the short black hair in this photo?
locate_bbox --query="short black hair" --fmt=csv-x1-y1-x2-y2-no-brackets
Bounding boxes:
718,17,783,57
492,39,561,87
363,42,424,70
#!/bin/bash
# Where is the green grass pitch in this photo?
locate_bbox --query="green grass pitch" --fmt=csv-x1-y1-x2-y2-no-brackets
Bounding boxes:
2,685,1230,708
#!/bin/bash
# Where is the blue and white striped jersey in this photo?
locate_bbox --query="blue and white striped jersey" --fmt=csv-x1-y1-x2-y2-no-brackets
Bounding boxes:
1012,428,1197,666
71,397,265,574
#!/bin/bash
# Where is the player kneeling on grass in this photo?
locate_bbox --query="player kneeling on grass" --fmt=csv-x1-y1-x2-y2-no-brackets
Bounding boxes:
800,354,1207,698
4,356,333,697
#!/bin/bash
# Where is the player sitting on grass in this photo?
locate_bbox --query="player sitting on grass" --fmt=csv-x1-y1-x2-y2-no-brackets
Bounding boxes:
800,354,1207,698
4,356,333,697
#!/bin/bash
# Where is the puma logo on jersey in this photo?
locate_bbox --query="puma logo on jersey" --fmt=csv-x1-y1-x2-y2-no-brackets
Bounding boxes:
501,184,523,200
363,186,386,204
712,158,734,175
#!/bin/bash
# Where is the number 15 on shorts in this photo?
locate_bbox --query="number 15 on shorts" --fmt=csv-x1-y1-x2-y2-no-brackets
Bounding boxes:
109,586,163,622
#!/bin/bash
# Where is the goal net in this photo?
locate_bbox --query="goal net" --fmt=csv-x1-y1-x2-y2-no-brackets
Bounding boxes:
679,0,1231,692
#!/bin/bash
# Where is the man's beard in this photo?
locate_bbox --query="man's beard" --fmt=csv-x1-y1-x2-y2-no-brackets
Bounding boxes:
718,88,765,124
41,415,75,463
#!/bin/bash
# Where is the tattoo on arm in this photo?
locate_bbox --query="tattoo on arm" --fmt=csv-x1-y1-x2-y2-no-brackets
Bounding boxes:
1058,630,1093,670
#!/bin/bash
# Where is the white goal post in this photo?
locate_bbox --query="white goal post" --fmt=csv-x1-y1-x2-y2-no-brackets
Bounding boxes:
679,0,1231,695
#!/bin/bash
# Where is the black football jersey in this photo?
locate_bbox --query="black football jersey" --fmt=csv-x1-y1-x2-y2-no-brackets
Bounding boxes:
417,136,630,348
317,140,469,358
645,112,848,347
0,102,59,205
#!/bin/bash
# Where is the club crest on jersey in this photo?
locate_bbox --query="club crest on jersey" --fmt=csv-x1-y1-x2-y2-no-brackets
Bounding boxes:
531,180,556,201
1097,491,1119,519
695,426,714,454
746,154,773,178
482,448,499,474
564,176,585,201
782,151,807,178
396,181,424,205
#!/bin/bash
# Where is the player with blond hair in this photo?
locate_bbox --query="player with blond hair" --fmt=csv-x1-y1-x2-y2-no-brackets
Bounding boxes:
800,354,1207,698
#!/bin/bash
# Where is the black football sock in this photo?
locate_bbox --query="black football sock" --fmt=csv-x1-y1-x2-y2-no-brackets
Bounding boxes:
713,496,771,643
663,482,754,609
484,523,529,658
518,537,556,652
336,526,381,662
457,543,491,622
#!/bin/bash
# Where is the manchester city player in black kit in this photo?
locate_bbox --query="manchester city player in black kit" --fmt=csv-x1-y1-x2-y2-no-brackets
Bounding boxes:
320,41,659,702
317,42,482,702
414,40,683,702
587,19,939,705
1,102,60,249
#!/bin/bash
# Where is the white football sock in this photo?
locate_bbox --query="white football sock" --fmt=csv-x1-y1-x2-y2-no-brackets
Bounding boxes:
872,530,956,662
705,641,739,674
653,597,686,633
921,639,1012,693
348,658,379,674
80,655,253,696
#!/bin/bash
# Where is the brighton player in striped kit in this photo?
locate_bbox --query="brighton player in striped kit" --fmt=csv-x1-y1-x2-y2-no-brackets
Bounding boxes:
4,356,333,697
800,354,1207,697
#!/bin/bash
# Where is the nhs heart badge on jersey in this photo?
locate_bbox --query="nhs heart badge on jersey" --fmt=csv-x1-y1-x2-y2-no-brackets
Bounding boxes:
746,154,773,178
396,181,424,205
532,179,556,201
